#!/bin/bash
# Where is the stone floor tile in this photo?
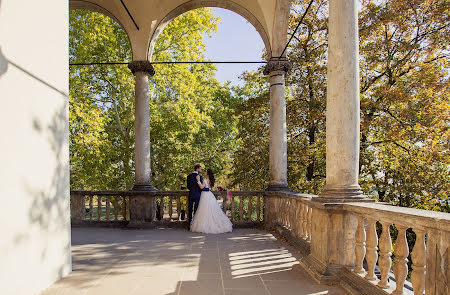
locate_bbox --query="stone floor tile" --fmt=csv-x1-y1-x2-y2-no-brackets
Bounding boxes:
42,228,348,295
224,288,270,295
221,272,265,289
264,280,347,295
179,273,223,295
131,276,182,295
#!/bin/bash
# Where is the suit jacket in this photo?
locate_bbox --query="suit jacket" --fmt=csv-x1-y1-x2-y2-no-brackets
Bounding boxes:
187,172,202,199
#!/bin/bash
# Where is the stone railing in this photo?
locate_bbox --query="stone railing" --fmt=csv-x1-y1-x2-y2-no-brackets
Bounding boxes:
264,191,315,254
263,191,449,295
341,202,449,295
70,190,265,227
70,190,449,294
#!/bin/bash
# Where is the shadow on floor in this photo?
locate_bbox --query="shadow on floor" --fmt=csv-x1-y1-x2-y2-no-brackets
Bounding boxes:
41,228,347,295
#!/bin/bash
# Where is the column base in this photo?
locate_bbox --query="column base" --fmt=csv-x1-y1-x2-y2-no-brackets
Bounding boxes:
132,183,156,191
266,184,291,191
314,184,372,203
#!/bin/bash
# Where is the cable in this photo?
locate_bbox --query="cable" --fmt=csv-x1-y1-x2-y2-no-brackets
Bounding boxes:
120,0,139,30
69,61,267,66
278,0,315,58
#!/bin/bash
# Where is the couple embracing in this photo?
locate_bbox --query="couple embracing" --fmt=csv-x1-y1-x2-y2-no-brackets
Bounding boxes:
186,164,232,234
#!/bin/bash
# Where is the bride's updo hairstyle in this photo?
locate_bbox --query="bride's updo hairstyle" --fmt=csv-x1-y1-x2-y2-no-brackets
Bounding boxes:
207,169,215,188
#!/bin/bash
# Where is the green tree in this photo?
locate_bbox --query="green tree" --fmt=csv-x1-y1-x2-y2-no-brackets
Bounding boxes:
233,0,449,211
359,0,449,211
69,8,239,191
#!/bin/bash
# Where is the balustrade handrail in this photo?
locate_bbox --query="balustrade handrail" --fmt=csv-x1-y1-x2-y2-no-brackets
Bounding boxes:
344,201,450,232
70,189,267,196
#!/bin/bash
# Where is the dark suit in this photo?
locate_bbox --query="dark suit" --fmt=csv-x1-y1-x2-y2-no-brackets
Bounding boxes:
187,172,202,225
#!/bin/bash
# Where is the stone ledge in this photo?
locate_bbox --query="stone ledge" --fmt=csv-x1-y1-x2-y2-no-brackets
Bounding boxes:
340,268,390,295
344,202,450,231
270,224,311,255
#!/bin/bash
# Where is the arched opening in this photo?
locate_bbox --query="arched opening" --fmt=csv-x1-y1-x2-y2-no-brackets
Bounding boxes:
69,1,133,56
69,9,136,190
147,0,271,60
148,7,248,190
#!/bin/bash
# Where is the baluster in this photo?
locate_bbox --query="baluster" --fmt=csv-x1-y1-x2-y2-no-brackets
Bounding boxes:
97,196,102,220
89,196,93,220
292,200,297,233
231,195,235,222
159,197,164,220
378,221,392,288
284,199,288,227
302,203,308,239
297,200,303,238
168,196,173,220
354,215,366,274
106,197,110,221
294,200,301,237
248,196,253,222
256,196,261,222
291,200,295,230
365,218,378,280
393,225,410,295
288,200,295,233
273,197,278,223
307,206,312,242
411,229,426,295
222,194,227,213
289,199,295,232
122,196,127,221
239,196,243,221
298,202,305,238
114,197,119,221
177,197,181,220
284,199,289,227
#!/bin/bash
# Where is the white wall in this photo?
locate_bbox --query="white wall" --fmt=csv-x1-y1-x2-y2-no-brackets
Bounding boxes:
0,1,71,294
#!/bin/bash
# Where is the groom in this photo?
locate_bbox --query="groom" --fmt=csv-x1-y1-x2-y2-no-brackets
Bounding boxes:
186,164,209,229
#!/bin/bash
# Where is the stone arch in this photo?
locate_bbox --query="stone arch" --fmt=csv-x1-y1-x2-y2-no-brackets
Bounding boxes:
147,0,271,60
69,0,134,55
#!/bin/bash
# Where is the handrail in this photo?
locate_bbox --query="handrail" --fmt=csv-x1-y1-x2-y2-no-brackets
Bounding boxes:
344,201,450,232
70,190,267,196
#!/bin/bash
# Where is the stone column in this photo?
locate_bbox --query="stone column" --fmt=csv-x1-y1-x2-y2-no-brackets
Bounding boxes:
300,0,368,284
128,61,155,191
128,60,156,226
318,0,364,201
70,194,85,224
264,58,291,191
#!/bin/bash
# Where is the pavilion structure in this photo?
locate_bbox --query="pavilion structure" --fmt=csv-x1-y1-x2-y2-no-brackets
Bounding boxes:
0,1,448,295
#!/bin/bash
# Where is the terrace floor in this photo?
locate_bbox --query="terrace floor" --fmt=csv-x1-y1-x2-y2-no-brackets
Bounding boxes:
41,228,347,295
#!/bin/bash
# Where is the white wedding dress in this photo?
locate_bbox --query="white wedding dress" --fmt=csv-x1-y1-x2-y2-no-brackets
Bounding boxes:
190,179,233,234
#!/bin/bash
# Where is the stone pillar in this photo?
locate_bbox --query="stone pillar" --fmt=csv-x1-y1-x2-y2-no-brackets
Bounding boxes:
70,194,85,224
318,0,364,201
128,61,156,226
128,61,155,191
264,58,291,191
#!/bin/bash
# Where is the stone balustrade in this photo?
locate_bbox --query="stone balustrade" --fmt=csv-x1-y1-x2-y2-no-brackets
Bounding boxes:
344,202,449,295
70,190,449,294
70,190,265,228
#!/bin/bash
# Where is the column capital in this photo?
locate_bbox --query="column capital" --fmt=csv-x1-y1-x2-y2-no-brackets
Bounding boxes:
128,60,155,76
263,57,292,75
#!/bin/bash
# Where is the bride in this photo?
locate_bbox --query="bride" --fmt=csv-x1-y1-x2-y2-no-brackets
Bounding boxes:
190,169,233,234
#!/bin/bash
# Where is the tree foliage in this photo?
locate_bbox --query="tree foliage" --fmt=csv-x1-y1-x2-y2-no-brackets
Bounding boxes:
69,9,239,190
233,0,449,211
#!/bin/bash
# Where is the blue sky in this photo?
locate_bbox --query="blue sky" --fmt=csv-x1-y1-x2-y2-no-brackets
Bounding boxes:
203,8,265,86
